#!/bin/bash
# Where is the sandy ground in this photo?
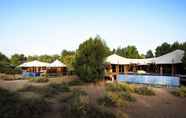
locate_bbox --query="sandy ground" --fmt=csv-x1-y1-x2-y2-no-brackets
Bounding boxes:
0,78,186,118
125,88,186,118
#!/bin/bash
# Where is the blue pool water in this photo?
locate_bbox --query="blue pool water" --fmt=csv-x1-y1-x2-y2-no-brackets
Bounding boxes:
22,72,40,77
118,75,180,86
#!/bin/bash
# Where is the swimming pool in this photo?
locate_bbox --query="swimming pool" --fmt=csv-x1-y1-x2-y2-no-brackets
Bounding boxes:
118,74,180,86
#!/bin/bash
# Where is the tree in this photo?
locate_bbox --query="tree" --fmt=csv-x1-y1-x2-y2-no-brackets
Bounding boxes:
116,45,141,58
145,50,154,58
74,36,110,82
10,54,27,66
155,42,171,57
60,50,75,70
0,52,9,63
38,55,54,63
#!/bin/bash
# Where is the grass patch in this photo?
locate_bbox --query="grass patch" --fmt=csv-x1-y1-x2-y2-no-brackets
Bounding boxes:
134,86,155,96
171,86,186,97
0,87,50,118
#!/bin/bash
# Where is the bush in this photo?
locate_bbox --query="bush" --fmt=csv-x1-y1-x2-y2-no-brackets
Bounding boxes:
0,74,21,81
16,97,50,118
29,77,49,83
0,87,50,118
97,91,127,107
171,86,186,97
106,83,135,93
0,88,18,118
134,86,155,96
60,90,126,118
68,79,84,86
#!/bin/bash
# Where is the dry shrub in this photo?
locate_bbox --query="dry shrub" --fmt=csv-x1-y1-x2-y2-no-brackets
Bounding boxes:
0,87,50,118
171,86,186,97
134,86,155,96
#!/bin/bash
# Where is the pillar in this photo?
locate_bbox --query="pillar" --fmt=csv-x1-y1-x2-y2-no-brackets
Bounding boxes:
160,65,163,75
124,65,128,74
171,64,175,76
116,65,119,74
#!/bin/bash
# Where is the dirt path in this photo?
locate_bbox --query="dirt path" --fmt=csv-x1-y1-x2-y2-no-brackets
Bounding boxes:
0,79,28,91
125,88,186,118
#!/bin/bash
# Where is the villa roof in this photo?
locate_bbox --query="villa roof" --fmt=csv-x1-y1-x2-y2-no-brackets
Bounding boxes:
105,49,184,65
18,60,49,67
47,59,66,67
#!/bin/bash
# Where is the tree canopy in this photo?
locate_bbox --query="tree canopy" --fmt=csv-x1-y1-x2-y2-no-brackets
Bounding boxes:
74,36,110,82
115,45,142,59
145,50,154,58
10,54,27,66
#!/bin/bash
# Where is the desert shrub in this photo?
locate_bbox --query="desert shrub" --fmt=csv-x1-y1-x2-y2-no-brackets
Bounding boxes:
106,83,135,93
0,74,21,81
0,87,50,118
60,90,126,118
20,83,71,98
29,77,49,83
120,91,136,102
134,86,155,96
16,97,50,118
97,91,127,107
68,79,84,86
0,88,18,118
171,86,186,97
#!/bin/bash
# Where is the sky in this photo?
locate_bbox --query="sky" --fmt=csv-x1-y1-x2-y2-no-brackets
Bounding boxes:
0,0,186,57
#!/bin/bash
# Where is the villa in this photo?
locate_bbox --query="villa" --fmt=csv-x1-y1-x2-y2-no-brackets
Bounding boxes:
19,59,67,77
105,49,184,81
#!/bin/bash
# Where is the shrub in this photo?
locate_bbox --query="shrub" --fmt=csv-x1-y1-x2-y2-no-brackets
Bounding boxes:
0,87,50,118
134,86,155,96
106,83,135,93
29,77,49,83
0,88,18,118
60,90,126,118
68,79,84,86
0,74,21,81
171,86,186,97
97,91,127,107
16,97,50,118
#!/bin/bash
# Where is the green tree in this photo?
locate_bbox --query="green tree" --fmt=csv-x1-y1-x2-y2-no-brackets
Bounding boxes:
27,55,39,61
74,36,110,82
145,50,154,58
60,50,75,70
155,42,171,57
38,55,54,63
116,45,141,58
0,52,9,63
10,54,27,66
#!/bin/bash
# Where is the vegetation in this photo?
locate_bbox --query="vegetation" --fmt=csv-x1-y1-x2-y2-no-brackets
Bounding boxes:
134,86,155,96
10,54,27,66
171,86,186,97
60,49,75,70
19,83,71,97
114,45,143,59
0,88,50,118
60,89,127,118
67,79,84,86
106,83,135,93
74,36,111,82
29,77,49,83
145,50,154,58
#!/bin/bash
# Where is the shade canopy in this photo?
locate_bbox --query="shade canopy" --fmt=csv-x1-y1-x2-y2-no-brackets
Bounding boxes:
47,59,66,67
19,60,49,67
105,50,184,65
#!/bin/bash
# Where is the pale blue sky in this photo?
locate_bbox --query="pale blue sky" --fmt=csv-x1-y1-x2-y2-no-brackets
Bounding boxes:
0,0,186,57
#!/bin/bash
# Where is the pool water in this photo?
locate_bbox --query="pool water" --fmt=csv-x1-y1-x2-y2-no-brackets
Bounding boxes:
118,74,180,86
